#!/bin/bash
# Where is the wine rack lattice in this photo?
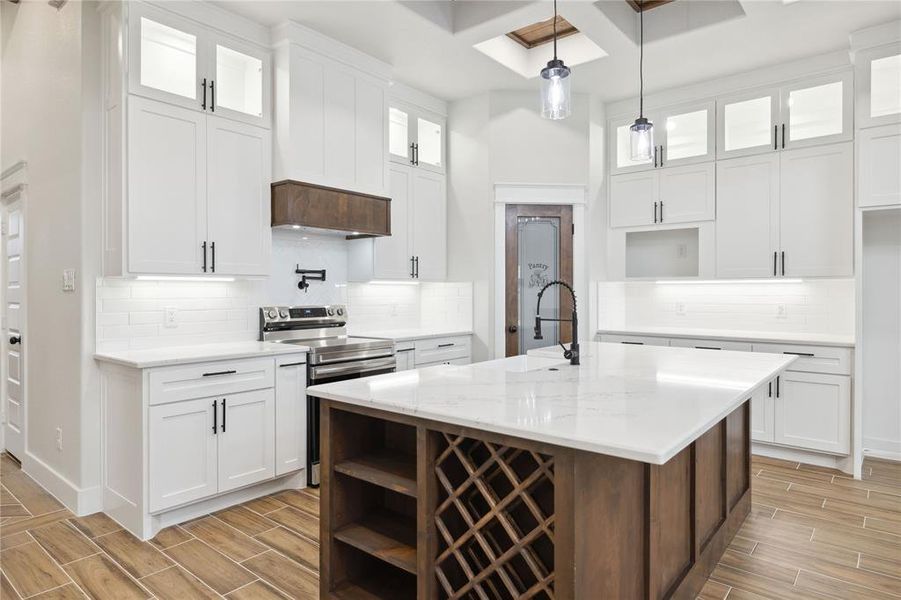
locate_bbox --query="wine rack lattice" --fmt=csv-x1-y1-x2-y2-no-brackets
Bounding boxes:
433,432,556,600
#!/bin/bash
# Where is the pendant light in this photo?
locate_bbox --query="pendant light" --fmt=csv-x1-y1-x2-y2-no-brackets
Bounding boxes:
630,0,653,160
540,0,572,120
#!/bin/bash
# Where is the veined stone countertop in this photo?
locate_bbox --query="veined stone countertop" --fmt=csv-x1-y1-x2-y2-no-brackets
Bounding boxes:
94,341,310,369
307,342,795,464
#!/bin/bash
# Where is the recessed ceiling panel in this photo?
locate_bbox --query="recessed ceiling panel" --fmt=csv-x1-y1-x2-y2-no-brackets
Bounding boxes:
507,16,579,49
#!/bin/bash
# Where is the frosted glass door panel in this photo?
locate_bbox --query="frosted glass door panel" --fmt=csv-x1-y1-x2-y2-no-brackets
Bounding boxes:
722,95,774,154
417,117,443,169
389,107,410,161
788,82,843,141
216,45,263,117
871,54,901,119
665,109,708,161
519,217,559,354
140,17,197,101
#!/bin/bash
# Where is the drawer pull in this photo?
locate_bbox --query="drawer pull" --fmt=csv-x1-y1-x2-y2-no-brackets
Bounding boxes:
437,343,455,348
202,370,237,377
279,361,306,368
396,348,414,353
783,352,814,357
621,341,644,345
695,346,721,351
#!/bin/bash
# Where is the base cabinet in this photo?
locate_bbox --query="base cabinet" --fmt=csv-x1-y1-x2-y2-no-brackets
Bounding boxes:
217,389,276,493
750,381,776,443
275,357,307,476
775,371,851,454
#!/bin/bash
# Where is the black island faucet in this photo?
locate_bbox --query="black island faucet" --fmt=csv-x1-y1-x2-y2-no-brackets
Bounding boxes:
533,279,580,366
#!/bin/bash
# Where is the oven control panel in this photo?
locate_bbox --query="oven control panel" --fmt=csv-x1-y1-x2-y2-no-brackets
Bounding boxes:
260,305,347,328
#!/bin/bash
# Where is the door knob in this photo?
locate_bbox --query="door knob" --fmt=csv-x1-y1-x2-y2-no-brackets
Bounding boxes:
9,336,20,345
508,325,518,333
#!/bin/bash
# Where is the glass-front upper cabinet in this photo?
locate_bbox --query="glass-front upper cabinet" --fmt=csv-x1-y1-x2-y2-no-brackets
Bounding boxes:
388,103,445,173
717,72,852,158
856,44,901,129
608,113,656,174
659,101,715,167
128,3,270,127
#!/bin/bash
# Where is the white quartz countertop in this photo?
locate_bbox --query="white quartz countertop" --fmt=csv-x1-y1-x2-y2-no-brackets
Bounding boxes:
307,342,796,464
94,342,310,369
598,327,855,347
348,328,473,342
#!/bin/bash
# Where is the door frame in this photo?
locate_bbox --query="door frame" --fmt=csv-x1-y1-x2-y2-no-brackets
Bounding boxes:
493,184,587,359
1,161,28,459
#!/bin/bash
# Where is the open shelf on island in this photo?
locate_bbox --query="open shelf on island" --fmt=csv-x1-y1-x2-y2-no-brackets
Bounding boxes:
335,508,417,573
334,449,417,497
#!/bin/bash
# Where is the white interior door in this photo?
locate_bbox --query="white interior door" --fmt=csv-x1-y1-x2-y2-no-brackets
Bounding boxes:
206,116,271,276
779,142,853,277
218,389,275,493
715,154,780,278
2,195,24,461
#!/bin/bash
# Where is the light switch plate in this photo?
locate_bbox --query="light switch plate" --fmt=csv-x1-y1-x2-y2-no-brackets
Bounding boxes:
62,269,76,292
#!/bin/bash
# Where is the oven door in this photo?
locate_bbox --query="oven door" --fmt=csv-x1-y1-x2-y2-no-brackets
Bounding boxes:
306,355,396,486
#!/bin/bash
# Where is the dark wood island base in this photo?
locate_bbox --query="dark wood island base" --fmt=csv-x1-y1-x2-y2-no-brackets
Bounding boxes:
319,399,751,600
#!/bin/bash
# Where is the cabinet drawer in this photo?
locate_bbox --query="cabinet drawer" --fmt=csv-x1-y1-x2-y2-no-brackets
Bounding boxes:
669,338,752,352
416,357,470,368
599,334,670,346
149,358,275,406
414,336,471,365
751,343,851,375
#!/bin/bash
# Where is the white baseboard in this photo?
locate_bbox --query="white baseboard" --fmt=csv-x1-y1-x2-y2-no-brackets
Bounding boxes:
863,447,901,462
863,436,901,461
752,443,853,475
23,453,103,516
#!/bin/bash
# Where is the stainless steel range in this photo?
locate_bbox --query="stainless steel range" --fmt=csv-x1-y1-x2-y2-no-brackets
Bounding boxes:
260,305,395,486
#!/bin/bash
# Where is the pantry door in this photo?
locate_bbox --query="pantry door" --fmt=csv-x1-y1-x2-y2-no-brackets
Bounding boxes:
2,183,26,462
505,205,573,357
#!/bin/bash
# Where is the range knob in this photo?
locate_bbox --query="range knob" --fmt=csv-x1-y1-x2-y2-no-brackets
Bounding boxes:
327,307,335,316
336,307,344,316
279,309,289,319
267,309,278,319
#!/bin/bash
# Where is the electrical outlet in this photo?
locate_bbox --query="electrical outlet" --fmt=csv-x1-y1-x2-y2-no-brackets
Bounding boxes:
776,304,787,319
62,269,76,292
56,427,63,451
164,306,179,328
675,302,686,316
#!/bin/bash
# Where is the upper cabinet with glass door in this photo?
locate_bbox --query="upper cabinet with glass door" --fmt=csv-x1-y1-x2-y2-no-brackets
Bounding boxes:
127,3,270,128
389,103,445,173
609,101,714,175
717,71,852,159
855,44,901,129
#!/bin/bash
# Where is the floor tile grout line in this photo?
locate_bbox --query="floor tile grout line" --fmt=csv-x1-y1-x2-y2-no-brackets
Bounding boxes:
237,549,314,600
140,563,226,599
1,565,29,600
224,577,263,596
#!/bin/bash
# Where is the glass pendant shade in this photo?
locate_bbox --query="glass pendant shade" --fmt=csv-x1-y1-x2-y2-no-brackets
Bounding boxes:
630,116,654,161
540,59,572,120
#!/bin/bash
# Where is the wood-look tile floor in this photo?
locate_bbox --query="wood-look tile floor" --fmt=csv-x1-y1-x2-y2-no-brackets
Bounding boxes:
2,452,899,599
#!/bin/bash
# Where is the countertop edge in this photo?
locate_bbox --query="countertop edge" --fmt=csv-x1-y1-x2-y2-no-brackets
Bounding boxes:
94,346,310,369
349,329,474,342
597,328,855,348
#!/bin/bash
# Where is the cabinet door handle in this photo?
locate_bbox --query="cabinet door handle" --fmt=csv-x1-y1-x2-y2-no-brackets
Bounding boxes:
774,125,778,150
414,143,419,165
220,399,226,433
783,351,814,357
211,241,216,273
653,202,658,224
654,145,658,168
768,381,772,398
410,143,416,165
212,401,218,434
415,256,420,278
776,375,780,398
773,251,777,277
202,241,208,273
781,123,785,149
659,201,664,222
210,80,215,112
201,78,207,111
659,145,664,167
202,370,236,377
410,256,415,278
781,251,785,276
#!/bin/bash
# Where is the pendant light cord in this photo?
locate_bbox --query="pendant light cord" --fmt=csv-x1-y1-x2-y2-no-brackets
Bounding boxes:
553,0,558,60
639,0,644,118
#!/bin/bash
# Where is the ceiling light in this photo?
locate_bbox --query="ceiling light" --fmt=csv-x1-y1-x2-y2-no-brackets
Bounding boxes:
630,0,654,160
539,0,572,120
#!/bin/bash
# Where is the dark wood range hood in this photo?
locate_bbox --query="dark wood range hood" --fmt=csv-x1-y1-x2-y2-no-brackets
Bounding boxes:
271,179,391,238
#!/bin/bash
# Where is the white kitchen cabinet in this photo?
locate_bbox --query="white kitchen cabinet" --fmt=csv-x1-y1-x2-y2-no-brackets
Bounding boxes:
206,117,271,276
609,164,714,228
413,336,471,366
395,345,415,371
273,40,388,197
716,72,852,159
389,103,446,174
775,371,851,455
127,2,270,128
149,397,218,513
275,357,307,477
750,381,776,443
716,154,781,278
127,96,207,275
217,389,275,493
858,124,901,208
780,143,853,277
126,97,271,277
668,339,752,351
855,44,901,129
349,163,447,281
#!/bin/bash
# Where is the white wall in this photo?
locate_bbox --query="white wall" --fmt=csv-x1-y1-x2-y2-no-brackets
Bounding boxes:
1,0,98,502
861,209,901,458
597,279,856,337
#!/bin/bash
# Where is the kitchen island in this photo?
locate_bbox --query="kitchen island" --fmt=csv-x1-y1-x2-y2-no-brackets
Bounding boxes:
307,342,795,599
